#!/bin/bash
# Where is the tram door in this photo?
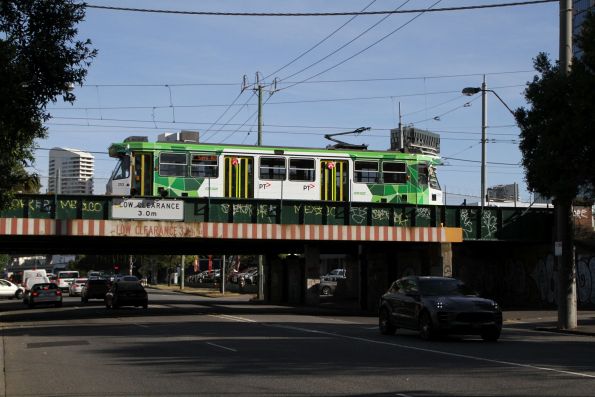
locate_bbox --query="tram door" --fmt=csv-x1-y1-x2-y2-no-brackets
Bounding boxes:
320,160,349,201
224,156,254,198
131,152,153,196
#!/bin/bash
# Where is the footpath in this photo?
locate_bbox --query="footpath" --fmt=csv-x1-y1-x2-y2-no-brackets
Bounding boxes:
149,284,595,336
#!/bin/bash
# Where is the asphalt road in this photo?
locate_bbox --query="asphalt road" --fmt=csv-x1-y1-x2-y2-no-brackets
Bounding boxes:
1,290,594,397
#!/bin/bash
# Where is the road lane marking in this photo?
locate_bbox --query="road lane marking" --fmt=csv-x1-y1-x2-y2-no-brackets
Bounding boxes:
267,324,595,379
206,342,237,352
208,314,257,323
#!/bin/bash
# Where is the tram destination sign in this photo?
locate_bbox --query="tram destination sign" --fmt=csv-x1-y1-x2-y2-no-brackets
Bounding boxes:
111,198,184,221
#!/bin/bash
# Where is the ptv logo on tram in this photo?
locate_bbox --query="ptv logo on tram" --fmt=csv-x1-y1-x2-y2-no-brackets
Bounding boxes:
258,182,272,190
303,183,315,191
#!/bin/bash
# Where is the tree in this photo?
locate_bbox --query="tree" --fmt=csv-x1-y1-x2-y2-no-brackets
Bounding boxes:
515,11,595,329
0,0,96,209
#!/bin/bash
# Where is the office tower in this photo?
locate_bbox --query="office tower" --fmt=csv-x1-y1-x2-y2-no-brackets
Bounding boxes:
48,148,95,194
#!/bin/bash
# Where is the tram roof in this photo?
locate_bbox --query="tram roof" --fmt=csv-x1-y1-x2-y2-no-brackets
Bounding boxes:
108,140,440,161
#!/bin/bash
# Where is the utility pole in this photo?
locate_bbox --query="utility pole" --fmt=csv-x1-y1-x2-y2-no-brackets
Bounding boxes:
180,255,185,290
557,0,577,330
480,75,487,209
243,72,277,301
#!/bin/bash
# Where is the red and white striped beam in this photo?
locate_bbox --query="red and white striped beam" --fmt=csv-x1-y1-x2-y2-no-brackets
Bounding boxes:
0,218,462,243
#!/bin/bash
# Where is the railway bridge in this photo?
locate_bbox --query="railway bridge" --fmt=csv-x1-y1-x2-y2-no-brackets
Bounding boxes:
1,194,558,309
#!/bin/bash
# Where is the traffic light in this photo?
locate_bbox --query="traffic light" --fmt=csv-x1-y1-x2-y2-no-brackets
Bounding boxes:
114,264,120,273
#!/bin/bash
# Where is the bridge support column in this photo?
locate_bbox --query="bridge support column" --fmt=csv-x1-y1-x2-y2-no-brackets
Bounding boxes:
430,243,453,277
268,255,283,304
304,245,320,306
363,248,389,312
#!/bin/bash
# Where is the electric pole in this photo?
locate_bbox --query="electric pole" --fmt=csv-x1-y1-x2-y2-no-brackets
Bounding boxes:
557,0,577,330
242,72,277,301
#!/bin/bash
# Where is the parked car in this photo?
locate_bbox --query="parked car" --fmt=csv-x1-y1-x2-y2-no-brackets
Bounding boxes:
68,278,88,296
81,278,110,303
320,268,347,296
23,283,62,308
322,268,346,280
196,269,221,284
378,276,502,341
105,280,148,309
239,268,259,286
231,267,257,284
0,279,23,299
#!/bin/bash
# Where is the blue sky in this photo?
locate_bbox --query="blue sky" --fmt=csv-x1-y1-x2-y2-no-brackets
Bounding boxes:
37,0,560,201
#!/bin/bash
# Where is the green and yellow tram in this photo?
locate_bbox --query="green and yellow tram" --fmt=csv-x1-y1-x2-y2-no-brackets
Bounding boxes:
107,129,442,205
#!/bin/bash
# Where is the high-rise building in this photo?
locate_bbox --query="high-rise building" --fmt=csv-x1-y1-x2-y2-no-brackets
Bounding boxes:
573,0,595,57
48,148,95,194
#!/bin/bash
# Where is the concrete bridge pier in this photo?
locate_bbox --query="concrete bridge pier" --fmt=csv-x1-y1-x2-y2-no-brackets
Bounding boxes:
304,245,321,306
361,242,455,312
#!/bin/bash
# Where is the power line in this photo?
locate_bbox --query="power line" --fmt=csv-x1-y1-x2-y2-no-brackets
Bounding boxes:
78,70,534,88
278,1,444,91
264,0,379,79
277,1,411,83
49,84,525,111
86,1,557,17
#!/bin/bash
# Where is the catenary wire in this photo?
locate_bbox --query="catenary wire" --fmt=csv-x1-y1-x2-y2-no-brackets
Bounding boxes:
85,1,557,17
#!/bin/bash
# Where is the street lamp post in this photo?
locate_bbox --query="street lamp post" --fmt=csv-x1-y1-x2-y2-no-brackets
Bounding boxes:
462,77,515,209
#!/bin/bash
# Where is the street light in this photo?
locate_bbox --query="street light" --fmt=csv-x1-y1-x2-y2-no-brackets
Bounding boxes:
462,77,515,209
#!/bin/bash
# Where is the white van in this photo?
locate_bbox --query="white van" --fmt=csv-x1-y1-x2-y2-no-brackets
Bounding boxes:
56,271,79,291
22,269,48,289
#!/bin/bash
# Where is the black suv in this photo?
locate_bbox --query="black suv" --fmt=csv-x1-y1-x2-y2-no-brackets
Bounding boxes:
105,280,148,309
81,278,109,303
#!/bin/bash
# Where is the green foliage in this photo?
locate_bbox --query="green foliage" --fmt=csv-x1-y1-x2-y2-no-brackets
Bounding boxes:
0,1,96,209
515,12,595,202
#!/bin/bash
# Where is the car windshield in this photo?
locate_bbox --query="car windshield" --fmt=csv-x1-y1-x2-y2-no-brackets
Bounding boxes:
59,272,78,278
418,279,477,296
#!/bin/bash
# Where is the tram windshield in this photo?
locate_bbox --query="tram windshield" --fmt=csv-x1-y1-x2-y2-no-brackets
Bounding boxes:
110,156,131,180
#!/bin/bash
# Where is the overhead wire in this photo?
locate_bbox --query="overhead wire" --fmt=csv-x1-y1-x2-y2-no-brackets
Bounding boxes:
264,0,379,80
277,0,444,92
85,1,558,17
277,1,411,83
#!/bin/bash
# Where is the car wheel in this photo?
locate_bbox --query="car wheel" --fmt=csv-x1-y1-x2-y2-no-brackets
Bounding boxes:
379,308,397,335
15,290,23,299
481,327,501,342
105,301,111,309
321,286,332,296
419,311,435,341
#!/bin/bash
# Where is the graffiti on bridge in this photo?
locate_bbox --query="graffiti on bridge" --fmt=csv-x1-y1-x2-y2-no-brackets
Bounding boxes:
531,254,595,305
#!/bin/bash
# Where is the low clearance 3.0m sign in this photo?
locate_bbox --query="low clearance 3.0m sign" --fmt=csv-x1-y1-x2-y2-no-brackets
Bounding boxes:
111,198,184,221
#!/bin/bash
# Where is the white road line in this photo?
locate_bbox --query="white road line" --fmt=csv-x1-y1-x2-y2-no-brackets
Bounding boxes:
208,314,257,323
206,342,237,352
267,324,595,379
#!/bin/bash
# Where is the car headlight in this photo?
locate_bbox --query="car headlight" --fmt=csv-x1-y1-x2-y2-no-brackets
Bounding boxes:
492,301,500,311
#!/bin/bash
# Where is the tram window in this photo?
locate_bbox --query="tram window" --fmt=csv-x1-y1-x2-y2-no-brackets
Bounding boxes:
191,154,218,178
383,162,407,184
429,167,440,189
159,152,187,177
418,164,429,186
289,158,315,181
260,157,286,180
354,161,379,183
112,157,130,180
